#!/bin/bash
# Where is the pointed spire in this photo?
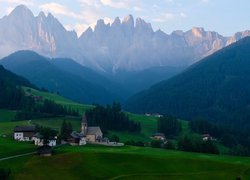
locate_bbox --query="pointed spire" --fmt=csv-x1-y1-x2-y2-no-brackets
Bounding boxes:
81,114,88,135
82,113,87,124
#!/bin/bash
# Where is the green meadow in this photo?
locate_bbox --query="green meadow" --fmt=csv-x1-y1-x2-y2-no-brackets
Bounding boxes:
0,88,250,179
23,87,93,114
0,137,35,158
0,109,16,122
0,145,250,179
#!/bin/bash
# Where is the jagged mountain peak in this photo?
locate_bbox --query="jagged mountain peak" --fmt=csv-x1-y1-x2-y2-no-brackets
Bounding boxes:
112,17,121,27
122,14,134,25
9,4,33,17
135,17,153,33
38,11,46,19
191,27,205,38
0,5,250,72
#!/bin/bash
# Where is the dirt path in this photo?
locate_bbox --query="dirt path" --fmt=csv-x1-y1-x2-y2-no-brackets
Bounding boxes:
0,152,36,161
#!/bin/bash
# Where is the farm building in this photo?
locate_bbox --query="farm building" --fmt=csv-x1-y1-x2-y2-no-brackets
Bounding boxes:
13,126,36,141
68,131,86,146
33,132,57,147
151,133,166,141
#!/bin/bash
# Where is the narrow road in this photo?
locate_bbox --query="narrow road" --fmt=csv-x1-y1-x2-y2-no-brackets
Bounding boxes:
0,152,36,161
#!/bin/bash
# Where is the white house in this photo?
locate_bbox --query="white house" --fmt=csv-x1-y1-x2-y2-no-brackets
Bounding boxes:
14,126,36,141
68,131,86,146
33,133,57,147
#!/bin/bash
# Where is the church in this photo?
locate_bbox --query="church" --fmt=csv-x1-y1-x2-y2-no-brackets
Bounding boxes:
81,114,103,142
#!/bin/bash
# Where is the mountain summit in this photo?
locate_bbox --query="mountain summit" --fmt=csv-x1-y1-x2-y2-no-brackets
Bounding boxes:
0,5,250,72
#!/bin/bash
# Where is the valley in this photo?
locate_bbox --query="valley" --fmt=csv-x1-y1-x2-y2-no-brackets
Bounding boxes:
0,3,250,179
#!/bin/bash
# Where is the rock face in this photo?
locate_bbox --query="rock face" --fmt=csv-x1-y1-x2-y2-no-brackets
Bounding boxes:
0,5,250,72
0,5,78,60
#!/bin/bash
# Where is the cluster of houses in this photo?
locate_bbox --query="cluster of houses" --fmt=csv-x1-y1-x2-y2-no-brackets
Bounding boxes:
13,114,106,147
151,133,215,142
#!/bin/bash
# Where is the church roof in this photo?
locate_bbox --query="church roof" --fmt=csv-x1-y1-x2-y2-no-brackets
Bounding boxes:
87,127,102,135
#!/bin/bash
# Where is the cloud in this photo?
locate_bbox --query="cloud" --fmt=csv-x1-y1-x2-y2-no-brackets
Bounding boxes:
133,6,143,12
180,12,187,18
152,13,175,22
152,11,187,23
100,0,129,9
39,3,81,19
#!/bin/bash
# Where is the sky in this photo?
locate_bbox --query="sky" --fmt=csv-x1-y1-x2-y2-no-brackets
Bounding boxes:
0,0,249,37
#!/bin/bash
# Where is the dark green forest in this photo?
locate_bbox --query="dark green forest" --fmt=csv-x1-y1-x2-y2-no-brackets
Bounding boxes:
85,102,141,133
0,65,79,120
125,36,250,130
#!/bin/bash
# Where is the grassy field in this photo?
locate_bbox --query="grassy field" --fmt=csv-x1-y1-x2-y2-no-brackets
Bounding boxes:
31,117,81,132
106,113,158,142
23,87,93,114
0,109,16,122
0,137,35,158
0,145,250,179
0,120,31,136
0,89,250,179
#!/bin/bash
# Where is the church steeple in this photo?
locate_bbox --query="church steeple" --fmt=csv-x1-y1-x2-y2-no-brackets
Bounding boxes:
81,114,88,135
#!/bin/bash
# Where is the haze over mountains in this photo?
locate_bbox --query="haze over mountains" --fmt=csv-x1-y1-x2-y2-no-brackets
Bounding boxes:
0,5,250,73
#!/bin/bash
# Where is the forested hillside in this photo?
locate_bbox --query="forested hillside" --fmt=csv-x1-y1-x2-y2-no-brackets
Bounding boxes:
125,37,250,130
0,65,34,109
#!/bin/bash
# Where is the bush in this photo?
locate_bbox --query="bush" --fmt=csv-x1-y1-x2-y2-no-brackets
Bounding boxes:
163,140,175,150
0,168,11,180
151,140,162,148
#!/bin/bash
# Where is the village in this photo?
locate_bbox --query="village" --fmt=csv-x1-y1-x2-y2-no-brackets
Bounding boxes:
13,114,124,156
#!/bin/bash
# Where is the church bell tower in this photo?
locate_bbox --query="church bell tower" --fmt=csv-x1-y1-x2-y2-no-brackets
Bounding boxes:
81,114,88,135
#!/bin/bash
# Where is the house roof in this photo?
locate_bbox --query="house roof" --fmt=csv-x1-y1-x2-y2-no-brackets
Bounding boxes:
70,131,85,139
87,127,102,135
152,133,165,137
14,126,36,132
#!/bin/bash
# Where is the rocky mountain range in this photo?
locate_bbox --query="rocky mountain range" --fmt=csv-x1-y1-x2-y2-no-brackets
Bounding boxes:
0,5,250,73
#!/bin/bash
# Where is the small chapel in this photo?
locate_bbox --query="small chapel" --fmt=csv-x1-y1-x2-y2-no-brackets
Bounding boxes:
81,114,103,142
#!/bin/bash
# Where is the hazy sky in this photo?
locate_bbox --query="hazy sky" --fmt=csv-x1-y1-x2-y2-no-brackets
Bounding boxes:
0,0,249,36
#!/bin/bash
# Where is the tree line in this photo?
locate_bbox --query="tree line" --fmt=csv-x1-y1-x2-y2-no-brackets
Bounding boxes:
0,78,79,120
15,98,79,120
85,102,141,132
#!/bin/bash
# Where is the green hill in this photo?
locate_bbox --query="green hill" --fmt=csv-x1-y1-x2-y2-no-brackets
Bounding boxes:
0,50,125,104
125,36,250,129
1,145,250,179
0,65,36,110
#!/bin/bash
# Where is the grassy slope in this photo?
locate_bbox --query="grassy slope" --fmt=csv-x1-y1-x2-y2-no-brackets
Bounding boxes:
23,87,93,114
0,109,16,122
24,87,159,142
0,86,249,179
0,145,250,180
108,113,158,142
0,120,31,135
0,138,35,158
31,117,81,132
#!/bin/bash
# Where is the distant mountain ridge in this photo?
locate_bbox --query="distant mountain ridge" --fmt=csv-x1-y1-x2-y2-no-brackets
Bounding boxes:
0,50,129,104
0,5,250,72
125,37,250,129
